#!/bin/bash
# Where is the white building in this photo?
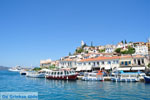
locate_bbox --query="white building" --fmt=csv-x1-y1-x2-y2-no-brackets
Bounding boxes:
76,56,120,71
134,45,148,55
105,45,116,53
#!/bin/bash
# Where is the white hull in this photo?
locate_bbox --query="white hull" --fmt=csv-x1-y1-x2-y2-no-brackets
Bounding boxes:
26,73,45,78
8,69,20,72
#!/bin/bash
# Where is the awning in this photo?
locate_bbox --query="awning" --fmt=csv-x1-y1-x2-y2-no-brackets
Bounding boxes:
105,66,111,70
131,67,145,70
86,66,92,70
81,66,87,70
76,66,82,71
117,68,130,71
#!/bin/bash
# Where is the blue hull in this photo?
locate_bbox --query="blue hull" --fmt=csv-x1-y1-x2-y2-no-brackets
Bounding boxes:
144,76,150,83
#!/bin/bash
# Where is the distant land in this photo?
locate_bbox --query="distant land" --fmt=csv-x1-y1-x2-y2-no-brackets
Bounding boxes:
0,66,9,70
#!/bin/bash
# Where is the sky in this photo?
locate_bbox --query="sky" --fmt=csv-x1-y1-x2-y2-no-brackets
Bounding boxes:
0,0,150,67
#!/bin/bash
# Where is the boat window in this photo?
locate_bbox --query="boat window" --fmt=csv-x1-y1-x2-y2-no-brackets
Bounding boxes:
61,72,63,75
64,71,67,75
51,72,53,75
54,72,56,75
66,71,69,75
57,72,60,75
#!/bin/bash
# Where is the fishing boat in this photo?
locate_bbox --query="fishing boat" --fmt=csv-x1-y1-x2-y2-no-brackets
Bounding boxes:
82,71,103,81
26,71,45,78
144,76,150,83
45,69,77,80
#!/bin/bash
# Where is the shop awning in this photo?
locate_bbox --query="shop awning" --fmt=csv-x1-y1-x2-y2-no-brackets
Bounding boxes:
117,68,131,71
76,66,82,71
105,66,111,70
82,66,87,70
86,66,92,70
131,67,145,70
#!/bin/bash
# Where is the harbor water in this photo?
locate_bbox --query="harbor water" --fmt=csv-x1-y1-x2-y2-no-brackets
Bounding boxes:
0,70,150,100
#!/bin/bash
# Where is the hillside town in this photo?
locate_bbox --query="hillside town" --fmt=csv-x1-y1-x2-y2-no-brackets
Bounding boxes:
40,38,150,73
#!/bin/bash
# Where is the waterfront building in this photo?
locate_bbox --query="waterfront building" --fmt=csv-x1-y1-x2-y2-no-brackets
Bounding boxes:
76,56,120,71
118,55,148,71
59,58,78,70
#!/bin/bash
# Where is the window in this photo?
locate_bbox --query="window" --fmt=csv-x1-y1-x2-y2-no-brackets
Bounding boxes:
108,61,111,64
89,62,91,65
116,60,119,64
102,61,104,65
84,63,86,65
129,61,131,64
121,62,124,65
97,62,99,65
142,59,144,64
134,59,136,64
93,62,96,66
125,61,128,66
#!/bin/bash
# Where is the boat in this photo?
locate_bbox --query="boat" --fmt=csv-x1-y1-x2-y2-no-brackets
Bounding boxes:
20,70,27,75
8,66,22,72
26,71,45,78
111,71,140,82
82,71,103,81
45,69,77,80
144,76,150,83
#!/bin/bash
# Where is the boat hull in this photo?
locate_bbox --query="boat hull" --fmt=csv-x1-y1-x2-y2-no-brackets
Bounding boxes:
144,76,150,83
26,74,45,78
82,77,103,81
111,78,138,82
46,75,77,80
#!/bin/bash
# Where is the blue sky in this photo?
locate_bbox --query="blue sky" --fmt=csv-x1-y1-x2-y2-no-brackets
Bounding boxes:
0,0,150,67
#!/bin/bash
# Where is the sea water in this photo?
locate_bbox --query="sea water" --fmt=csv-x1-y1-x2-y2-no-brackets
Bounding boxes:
0,70,150,100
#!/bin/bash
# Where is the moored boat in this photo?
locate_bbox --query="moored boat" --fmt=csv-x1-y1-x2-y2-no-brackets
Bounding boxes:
82,71,103,81
144,76,150,83
26,71,45,78
20,70,27,75
8,66,22,72
45,69,77,80
111,72,140,82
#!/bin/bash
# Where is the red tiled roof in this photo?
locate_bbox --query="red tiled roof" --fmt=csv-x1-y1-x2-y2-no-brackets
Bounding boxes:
80,55,144,62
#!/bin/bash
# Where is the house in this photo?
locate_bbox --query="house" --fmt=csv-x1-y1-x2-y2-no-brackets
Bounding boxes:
134,45,148,55
105,45,116,53
40,59,52,68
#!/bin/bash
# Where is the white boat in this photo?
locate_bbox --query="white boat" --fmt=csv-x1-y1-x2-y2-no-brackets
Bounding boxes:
26,71,45,78
8,66,22,72
20,70,27,75
111,72,140,82
82,71,104,81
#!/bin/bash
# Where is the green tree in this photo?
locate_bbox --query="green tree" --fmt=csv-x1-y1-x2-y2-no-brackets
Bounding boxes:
125,40,127,44
69,52,72,56
127,46,135,54
91,41,93,47
33,67,41,71
115,48,121,53
98,49,105,53
121,40,124,44
148,63,150,68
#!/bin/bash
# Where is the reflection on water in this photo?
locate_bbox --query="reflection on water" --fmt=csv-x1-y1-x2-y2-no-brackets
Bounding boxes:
0,70,150,100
